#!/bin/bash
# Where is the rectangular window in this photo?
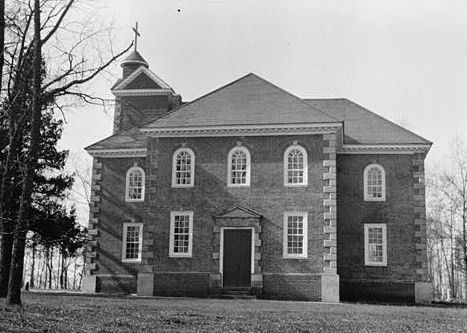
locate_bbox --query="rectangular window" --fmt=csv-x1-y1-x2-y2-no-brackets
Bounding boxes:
231,155,247,184
283,212,308,258
169,211,193,257
364,224,387,266
122,223,143,262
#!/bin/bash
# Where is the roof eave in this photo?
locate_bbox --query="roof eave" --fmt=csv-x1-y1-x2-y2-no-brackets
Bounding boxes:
339,143,432,155
141,122,343,138
85,147,147,158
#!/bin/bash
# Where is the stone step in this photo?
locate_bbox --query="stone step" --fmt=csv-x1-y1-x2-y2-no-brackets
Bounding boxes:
219,294,257,300
222,287,251,294
221,287,256,299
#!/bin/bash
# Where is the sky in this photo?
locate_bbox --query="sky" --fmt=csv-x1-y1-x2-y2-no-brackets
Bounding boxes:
59,0,467,221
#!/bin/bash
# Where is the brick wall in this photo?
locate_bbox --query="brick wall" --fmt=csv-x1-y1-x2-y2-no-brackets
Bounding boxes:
336,153,421,301
91,156,149,293
262,274,321,301
153,273,211,297
340,280,415,303
98,276,137,295
89,136,426,302
146,135,326,279
91,134,330,297
114,95,171,133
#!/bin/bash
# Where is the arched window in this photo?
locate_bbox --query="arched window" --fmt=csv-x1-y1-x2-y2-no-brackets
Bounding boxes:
284,145,308,186
364,164,386,201
125,166,145,202
172,148,195,187
228,146,251,187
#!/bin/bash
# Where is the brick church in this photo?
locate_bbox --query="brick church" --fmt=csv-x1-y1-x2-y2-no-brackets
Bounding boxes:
83,47,432,303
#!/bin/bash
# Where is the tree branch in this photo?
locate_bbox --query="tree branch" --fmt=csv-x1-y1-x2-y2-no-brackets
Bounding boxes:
45,42,132,98
41,0,75,46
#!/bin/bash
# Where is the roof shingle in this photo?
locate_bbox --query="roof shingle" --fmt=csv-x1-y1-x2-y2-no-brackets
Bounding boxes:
85,127,146,151
304,98,431,145
86,75,431,152
142,73,339,129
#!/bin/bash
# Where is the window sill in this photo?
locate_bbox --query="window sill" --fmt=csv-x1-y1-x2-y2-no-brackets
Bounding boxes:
171,184,194,188
122,259,142,263
169,254,192,258
283,254,308,259
227,184,250,188
125,199,145,203
363,198,386,202
284,183,308,187
364,262,387,267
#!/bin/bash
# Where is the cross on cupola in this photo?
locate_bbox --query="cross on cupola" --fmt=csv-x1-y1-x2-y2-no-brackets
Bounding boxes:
133,22,140,51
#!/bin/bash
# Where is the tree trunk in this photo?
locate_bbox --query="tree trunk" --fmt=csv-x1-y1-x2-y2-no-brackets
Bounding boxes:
78,263,83,290
29,243,35,289
448,213,457,300
48,249,52,289
72,261,76,290
463,209,467,301
0,98,25,298
58,251,63,289
38,252,44,289
44,248,49,289
0,64,28,297
0,0,4,93
0,233,13,297
6,0,42,306
436,245,443,299
63,257,68,289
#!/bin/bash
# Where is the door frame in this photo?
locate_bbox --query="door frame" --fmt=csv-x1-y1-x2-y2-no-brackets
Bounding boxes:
219,227,255,287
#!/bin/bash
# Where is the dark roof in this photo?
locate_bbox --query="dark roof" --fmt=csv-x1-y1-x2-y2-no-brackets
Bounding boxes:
110,77,124,90
121,51,148,66
85,126,147,151
142,73,339,129
86,76,431,152
111,51,149,90
304,98,431,145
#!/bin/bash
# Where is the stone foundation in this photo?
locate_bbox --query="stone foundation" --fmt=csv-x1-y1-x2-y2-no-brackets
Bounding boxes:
137,273,155,296
415,282,432,304
321,274,339,302
81,275,97,293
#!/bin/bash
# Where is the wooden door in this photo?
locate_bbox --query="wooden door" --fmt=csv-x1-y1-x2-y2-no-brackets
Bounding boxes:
223,229,252,287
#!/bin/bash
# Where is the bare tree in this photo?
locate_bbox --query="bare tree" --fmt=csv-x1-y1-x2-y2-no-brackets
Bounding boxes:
68,151,92,207
0,0,4,93
442,139,467,300
427,137,467,301
6,0,43,305
1,0,131,305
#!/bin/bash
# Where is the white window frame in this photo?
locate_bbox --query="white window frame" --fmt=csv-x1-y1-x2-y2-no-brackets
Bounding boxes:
122,222,143,263
125,166,145,202
171,148,195,188
227,146,251,187
363,163,386,201
284,145,308,186
364,223,387,266
169,211,194,258
283,212,308,259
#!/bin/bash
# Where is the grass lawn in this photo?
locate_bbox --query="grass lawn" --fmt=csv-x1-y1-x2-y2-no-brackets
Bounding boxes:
0,292,466,332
